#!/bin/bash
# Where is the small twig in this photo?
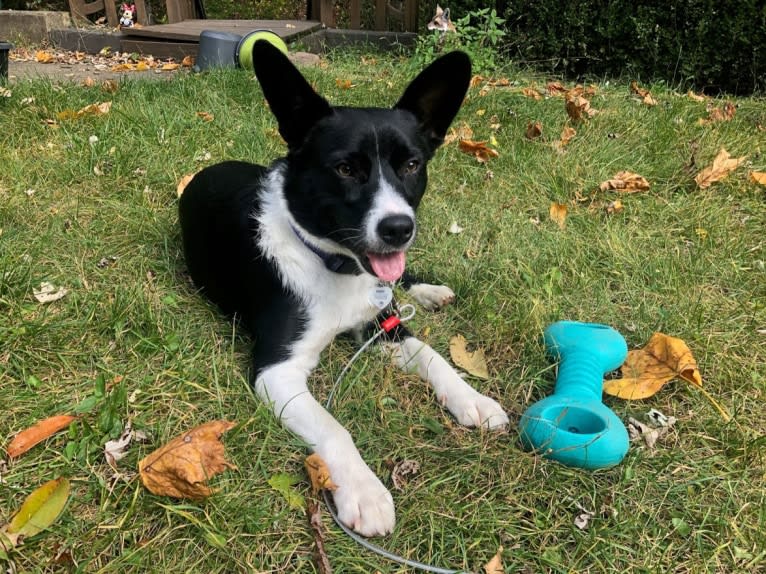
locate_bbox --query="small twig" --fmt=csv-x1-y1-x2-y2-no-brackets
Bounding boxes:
306,500,332,574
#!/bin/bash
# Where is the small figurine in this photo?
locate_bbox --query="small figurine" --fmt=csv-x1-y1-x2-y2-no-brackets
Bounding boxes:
119,3,136,27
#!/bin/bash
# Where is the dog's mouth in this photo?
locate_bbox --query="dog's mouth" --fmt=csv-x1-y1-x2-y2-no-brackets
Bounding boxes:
366,251,406,283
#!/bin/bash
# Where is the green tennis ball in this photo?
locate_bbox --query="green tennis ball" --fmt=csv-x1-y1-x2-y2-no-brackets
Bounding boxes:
237,30,289,71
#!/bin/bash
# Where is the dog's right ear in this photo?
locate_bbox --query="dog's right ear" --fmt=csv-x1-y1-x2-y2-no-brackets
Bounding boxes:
252,40,332,150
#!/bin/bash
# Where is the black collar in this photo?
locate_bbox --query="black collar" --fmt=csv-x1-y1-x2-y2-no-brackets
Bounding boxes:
290,223,363,276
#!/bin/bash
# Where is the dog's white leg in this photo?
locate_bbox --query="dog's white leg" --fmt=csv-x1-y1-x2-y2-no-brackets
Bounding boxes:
386,337,509,429
406,283,455,311
256,361,395,537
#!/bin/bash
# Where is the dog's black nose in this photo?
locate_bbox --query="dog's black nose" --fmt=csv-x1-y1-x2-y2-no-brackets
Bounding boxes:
377,215,414,247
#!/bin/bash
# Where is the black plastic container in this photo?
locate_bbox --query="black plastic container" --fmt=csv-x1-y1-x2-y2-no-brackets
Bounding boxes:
0,41,12,81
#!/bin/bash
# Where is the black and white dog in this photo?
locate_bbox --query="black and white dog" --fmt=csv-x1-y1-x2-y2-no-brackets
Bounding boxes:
179,41,508,537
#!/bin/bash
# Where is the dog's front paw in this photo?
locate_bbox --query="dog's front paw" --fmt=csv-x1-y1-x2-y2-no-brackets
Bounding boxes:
407,283,455,311
329,463,395,537
440,388,509,430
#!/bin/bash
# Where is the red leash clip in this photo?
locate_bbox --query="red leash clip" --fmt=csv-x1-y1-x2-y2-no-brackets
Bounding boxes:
380,315,401,333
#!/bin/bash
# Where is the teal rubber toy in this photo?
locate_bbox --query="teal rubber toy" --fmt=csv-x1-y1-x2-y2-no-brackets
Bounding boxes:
519,321,630,469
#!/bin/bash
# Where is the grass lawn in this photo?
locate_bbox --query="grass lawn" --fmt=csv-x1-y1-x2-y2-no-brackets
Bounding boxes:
1,48,764,573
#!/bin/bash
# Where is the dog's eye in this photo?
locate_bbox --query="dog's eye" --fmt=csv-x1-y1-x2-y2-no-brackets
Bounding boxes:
403,159,420,175
336,163,353,177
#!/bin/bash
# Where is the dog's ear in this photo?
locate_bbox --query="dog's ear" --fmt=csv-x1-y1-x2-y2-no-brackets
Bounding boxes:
395,51,471,152
252,40,332,150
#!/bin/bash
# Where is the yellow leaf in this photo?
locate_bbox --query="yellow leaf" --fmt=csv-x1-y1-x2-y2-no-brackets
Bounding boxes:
694,148,746,189
35,50,55,63
161,63,180,71
6,478,70,539
304,453,338,495
603,333,702,400
449,334,489,379
549,202,568,229
687,90,706,102
138,420,237,499
605,199,624,215
749,171,766,186
484,546,505,574
599,171,650,193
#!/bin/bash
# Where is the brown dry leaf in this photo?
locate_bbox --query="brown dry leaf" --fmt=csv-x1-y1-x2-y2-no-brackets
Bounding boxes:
565,95,597,122
484,546,505,574
181,55,195,67
444,121,474,145
629,80,650,98
35,50,55,64
7,415,77,459
603,332,702,400
138,420,236,499
525,121,543,140
642,93,658,106
335,78,353,89
470,75,485,88
196,111,214,122
599,171,650,193
750,171,766,185
698,102,736,125
549,202,568,229
546,81,567,96
101,79,119,93
521,87,542,100
304,453,338,495
176,173,196,198
449,334,489,379
81,76,96,87
687,90,706,102
694,148,746,188
458,139,499,163
559,125,576,146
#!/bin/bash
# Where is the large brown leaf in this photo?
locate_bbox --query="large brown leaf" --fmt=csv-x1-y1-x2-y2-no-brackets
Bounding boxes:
138,420,236,499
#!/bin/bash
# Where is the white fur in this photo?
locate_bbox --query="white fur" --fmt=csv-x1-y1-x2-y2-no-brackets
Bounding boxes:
407,283,456,310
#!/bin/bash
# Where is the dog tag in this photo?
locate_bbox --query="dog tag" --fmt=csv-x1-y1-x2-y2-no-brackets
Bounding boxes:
369,285,393,310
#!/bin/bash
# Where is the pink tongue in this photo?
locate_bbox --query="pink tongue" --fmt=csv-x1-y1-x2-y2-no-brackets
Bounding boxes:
367,251,406,282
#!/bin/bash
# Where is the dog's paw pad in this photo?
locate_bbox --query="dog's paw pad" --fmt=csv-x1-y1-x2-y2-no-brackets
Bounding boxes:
443,391,509,430
331,465,395,537
407,283,455,311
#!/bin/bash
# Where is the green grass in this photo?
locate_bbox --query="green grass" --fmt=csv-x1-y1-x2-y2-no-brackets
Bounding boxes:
1,50,765,573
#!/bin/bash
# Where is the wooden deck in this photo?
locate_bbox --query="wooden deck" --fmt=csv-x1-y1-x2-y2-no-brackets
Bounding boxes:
121,19,321,43
119,19,322,59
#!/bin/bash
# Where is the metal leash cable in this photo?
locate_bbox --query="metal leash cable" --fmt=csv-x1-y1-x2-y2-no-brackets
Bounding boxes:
322,303,467,574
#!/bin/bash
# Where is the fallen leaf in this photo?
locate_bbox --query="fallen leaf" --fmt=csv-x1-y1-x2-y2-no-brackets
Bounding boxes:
750,171,766,185
521,87,542,100
267,473,305,509
33,281,68,303
694,148,746,188
176,173,196,198
161,63,180,71
1,477,70,551
546,81,567,96
603,332,702,400
304,453,338,495
565,94,597,121
629,80,650,98
627,409,677,449
458,139,499,163
104,422,135,468
605,199,624,215
444,121,474,145
484,546,505,574
449,334,489,379
35,50,55,63
525,121,543,140
549,202,568,229
196,111,214,122
687,90,706,102
698,102,736,125
181,55,195,67
82,76,96,87
7,415,76,459
448,221,464,234
574,510,594,530
138,420,236,499
391,459,420,491
335,78,353,89
599,171,650,193
101,79,119,93
558,125,576,146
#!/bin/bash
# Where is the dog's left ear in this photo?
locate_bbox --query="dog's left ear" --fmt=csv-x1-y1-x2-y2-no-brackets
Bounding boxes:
395,51,471,153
